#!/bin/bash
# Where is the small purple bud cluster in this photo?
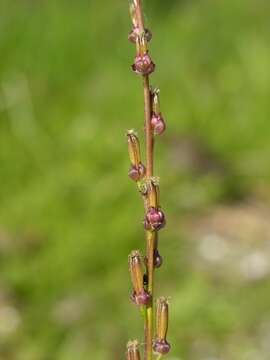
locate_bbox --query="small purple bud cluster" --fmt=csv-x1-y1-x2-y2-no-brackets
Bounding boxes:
151,113,166,135
132,52,155,76
130,289,151,306
153,339,171,355
128,163,146,181
144,207,166,231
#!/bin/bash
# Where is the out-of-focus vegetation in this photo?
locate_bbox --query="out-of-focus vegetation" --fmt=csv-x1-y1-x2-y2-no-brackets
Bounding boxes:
1,0,270,359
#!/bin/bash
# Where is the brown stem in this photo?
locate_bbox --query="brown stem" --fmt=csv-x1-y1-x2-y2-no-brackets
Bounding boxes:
133,2,155,359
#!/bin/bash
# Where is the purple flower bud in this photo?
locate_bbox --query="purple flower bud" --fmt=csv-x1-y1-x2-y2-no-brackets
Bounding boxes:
151,113,166,135
153,339,171,355
132,53,155,76
144,207,166,231
128,163,146,181
154,249,163,268
130,289,151,305
128,27,152,43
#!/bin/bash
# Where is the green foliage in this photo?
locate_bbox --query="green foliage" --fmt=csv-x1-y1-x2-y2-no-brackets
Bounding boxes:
0,0,270,359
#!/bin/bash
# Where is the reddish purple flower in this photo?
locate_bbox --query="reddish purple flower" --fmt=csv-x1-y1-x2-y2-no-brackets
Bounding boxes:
153,339,171,355
128,163,146,181
132,53,155,76
130,289,151,305
144,207,166,231
151,113,166,135
128,27,152,43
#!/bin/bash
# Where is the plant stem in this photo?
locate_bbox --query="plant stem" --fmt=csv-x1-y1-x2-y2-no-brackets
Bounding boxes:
143,74,154,360
143,75,154,360
133,2,155,359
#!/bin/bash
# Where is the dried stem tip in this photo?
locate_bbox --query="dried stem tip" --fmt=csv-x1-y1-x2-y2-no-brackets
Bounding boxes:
128,251,151,305
127,130,145,181
126,340,141,360
147,178,160,208
153,297,171,355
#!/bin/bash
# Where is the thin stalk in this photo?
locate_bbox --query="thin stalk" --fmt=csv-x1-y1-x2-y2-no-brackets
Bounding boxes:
135,2,155,359
143,67,154,360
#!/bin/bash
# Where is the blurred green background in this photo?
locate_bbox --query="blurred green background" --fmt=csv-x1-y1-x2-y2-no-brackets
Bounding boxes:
1,0,270,359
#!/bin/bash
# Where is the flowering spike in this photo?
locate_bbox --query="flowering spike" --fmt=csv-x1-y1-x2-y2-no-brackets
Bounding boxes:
128,251,151,305
153,297,171,355
126,340,141,360
125,0,172,358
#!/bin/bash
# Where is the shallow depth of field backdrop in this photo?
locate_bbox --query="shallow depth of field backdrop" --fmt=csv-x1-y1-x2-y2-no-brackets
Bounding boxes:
1,0,270,359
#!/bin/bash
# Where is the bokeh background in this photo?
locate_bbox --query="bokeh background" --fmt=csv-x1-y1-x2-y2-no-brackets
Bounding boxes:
1,0,270,359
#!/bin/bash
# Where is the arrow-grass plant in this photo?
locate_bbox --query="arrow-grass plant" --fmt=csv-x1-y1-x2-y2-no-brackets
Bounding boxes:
125,1,171,360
